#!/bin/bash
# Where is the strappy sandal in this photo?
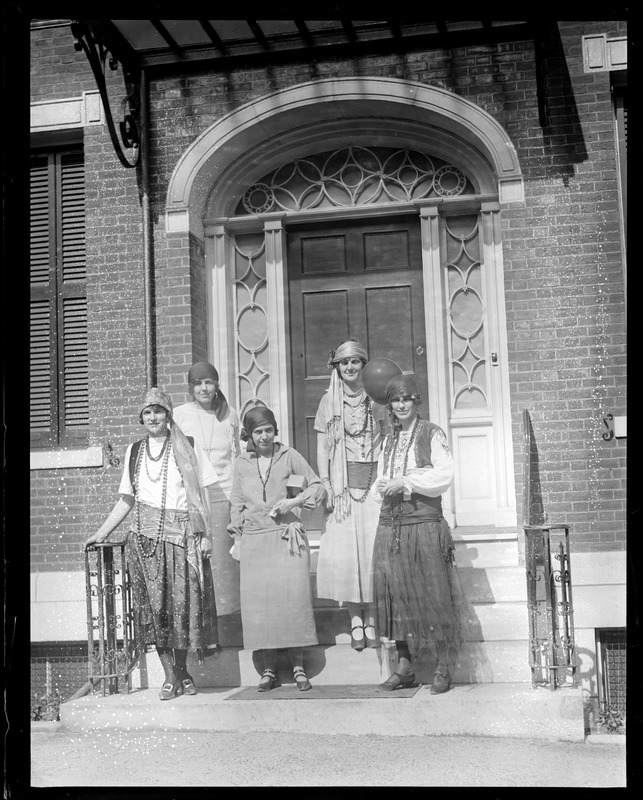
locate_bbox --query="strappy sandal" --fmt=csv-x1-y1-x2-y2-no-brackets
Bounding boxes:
293,667,312,692
159,680,183,701
257,668,278,692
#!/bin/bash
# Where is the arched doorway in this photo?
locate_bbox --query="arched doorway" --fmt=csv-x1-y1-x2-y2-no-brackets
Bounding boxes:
166,77,522,528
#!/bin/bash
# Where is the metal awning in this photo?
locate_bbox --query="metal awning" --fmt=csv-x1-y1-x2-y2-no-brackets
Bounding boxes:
67,18,534,168
75,19,531,73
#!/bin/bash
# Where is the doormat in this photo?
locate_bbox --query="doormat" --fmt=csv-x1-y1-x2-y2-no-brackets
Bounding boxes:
226,684,422,700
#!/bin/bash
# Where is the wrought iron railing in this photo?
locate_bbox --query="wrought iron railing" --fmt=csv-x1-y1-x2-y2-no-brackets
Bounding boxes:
83,541,139,695
523,410,579,689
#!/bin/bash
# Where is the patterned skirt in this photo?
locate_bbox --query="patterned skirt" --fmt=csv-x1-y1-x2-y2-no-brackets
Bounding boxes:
126,505,218,655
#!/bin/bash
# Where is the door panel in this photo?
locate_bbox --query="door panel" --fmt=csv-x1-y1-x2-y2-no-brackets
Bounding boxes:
288,215,427,470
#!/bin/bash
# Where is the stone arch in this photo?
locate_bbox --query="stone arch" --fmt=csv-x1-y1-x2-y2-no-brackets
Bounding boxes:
165,77,524,237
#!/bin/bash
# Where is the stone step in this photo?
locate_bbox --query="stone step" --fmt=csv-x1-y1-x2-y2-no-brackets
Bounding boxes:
60,682,586,742
137,638,531,689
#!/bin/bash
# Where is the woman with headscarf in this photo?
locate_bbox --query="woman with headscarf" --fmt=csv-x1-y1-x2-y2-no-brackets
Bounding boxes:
314,339,387,651
371,374,468,695
173,362,241,615
228,406,325,691
84,388,219,700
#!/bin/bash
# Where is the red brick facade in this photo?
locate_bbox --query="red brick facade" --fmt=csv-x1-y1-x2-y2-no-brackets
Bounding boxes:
29,19,626,578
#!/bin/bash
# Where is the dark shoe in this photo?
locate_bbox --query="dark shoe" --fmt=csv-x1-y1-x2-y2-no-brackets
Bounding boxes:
159,681,183,701
377,671,416,691
351,625,365,651
364,625,378,648
430,669,451,695
180,674,198,695
293,667,312,692
257,668,278,692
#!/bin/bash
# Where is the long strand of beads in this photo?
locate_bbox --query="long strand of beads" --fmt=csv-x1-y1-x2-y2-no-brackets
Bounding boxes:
135,436,171,582
347,408,376,503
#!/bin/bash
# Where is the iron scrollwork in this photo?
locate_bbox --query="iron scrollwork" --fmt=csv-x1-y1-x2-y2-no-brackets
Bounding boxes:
71,20,140,169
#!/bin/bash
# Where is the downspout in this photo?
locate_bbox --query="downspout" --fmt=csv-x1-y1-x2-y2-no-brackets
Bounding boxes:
140,69,157,387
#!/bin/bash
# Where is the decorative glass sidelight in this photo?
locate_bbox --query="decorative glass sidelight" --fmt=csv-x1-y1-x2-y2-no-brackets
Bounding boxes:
238,147,473,215
443,215,488,412
232,233,271,419
84,542,138,695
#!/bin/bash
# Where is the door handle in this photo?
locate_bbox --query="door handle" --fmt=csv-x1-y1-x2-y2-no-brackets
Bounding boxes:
416,345,424,356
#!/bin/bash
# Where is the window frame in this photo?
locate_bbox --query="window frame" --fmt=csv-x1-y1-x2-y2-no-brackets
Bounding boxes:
30,143,89,450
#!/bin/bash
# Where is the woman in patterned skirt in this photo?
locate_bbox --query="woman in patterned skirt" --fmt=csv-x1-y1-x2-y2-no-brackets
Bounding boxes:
85,387,219,700
314,340,387,651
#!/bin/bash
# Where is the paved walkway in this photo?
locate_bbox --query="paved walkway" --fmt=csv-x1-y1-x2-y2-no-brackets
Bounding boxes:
29,723,627,788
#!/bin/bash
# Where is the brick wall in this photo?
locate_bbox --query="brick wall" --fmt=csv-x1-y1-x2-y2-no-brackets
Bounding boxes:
30,19,626,576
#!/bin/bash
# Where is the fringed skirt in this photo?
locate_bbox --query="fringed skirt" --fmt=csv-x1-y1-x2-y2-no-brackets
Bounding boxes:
126,503,218,656
372,506,471,665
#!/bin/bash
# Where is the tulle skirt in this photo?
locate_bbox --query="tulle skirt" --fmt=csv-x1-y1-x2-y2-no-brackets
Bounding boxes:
372,513,470,665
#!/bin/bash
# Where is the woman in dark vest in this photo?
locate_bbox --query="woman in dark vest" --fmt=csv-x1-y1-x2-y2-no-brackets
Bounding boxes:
371,374,467,694
84,388,219,701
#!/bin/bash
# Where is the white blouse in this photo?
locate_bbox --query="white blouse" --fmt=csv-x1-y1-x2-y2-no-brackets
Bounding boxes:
372,424,454,502
173,402,240,498
118,434,218,511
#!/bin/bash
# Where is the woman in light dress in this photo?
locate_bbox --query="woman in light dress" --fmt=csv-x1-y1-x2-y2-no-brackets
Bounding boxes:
173,362,241,615
314,340,387,651
228,406,325,691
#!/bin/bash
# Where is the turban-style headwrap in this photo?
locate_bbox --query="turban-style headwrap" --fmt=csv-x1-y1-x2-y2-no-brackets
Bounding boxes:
187,361,230,422
327,339,368,368
385,374,421,405
240,406,279,451
138,387,173,422
324,339,370,521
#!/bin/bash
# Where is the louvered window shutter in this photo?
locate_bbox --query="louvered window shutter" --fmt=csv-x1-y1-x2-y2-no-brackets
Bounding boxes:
30,148,87,447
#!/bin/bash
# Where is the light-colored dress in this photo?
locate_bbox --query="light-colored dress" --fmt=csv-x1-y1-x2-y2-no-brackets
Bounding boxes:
173,401,241,615
228,443,324,650
314,391,386,604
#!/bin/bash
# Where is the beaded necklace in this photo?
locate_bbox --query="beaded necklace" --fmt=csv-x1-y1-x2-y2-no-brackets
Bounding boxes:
384,415,420,554
134,434,171,581
256,444,275,502
344,394,377,502
194,402,217,454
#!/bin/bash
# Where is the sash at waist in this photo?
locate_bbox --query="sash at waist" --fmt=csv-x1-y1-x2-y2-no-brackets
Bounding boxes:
379,493,443,524
242,521,308,556
130,502,191,546
346,461,377,490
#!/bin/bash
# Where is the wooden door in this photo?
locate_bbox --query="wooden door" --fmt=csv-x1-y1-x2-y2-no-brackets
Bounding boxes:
288,215,428,469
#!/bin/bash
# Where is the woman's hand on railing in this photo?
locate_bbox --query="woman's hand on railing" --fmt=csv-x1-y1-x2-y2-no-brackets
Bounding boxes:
84,531,109,551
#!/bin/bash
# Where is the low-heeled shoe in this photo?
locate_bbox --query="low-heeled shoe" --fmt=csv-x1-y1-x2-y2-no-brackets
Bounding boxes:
376,671,416,691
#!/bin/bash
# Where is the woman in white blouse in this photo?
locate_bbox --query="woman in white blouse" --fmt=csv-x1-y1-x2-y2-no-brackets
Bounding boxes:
371,374,467,695
173,362,241,615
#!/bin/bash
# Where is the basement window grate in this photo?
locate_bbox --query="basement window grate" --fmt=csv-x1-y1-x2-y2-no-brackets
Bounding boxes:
596,628,626,716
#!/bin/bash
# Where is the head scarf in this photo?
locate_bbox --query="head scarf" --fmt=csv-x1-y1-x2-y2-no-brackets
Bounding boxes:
240,406,279,451
385,374,421,405
188,361,230,422
324,339,370,521
138,387,173,423
327,339,368,367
